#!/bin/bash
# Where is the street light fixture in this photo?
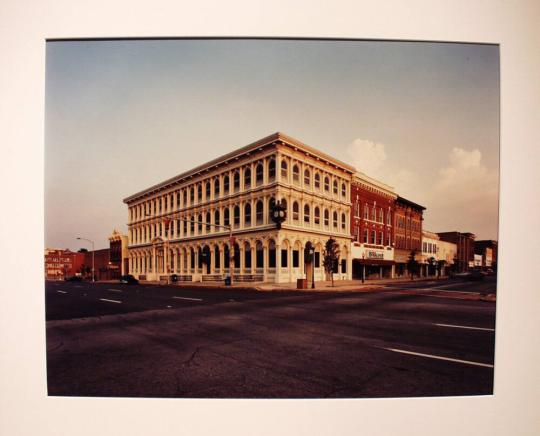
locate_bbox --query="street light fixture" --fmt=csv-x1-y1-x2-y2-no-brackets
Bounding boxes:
76,237,95,282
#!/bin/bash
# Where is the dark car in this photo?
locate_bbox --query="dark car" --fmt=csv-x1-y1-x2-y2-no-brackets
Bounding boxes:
65,275,82,282
120,274,139,285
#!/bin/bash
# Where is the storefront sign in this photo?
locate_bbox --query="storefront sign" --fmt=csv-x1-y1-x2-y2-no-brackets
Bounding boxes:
367,251,384,260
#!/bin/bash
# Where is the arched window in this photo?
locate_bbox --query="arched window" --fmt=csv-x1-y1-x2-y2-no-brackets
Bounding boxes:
244,203,251,227
190,247,195,270
281,160,288,179
371,206,377,221
256,163,264,185
224,208,230,226
378,231,384,245
341,183,346,197
233,205,240,227
176,191,181,209
244,167,251,189
223,175,229,195
281,198,287,222
214,178,220,197
197,184,202,202
304,169,311,186
268,239,276,268
233,171,240,192
341,213,346,230
244,242,251,269
214,210,220,227
379,208,384,223
214,245,220,269
324,176,330,192
164,196,168,211
256,241,263,268
387,210,391,225
333,180,338,195
292,201,299,222
206,212,211,232
268,159,276,182
314,207,320,225
198,213,203,233
256,200,263,225
234,243,240,268
364,204,369,220
205,182,211,200
371,230,377,244
333,211,338,228
363,229,369,243
292,164,300,184
304,204,310,223
324,209,329,227
314,173,320,189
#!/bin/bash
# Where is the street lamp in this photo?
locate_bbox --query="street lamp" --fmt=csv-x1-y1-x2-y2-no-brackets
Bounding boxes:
76,237,95,282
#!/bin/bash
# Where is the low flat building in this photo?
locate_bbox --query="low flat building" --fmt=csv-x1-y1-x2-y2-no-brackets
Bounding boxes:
420,230,440,277
437,231,476,272
475,240,498,270
437,240,457,275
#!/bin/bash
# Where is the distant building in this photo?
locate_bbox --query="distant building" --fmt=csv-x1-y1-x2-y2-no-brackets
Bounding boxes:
394,196,425,277
475,240,498,269
44,249,85,280
437,240,457,275
109,229,129,276
437,231,476,272
420,230,439,277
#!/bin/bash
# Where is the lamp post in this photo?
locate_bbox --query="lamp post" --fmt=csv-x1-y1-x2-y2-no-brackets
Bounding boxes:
76,237,95,282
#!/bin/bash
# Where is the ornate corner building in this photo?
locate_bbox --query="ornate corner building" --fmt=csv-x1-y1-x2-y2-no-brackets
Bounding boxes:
123,133,355,283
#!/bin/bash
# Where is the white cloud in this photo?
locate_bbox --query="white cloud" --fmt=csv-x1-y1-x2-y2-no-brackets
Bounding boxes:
346,139,387,177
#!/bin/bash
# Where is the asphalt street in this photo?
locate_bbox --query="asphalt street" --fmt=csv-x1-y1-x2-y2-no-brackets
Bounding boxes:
46,278,497,398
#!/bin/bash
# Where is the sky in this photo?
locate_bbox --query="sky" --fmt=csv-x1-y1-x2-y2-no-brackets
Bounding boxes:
45,39,499,250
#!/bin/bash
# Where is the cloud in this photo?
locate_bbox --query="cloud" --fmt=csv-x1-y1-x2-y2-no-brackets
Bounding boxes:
346,139,387,177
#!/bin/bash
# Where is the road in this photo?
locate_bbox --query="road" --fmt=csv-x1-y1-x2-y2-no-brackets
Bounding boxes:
46,278,496,398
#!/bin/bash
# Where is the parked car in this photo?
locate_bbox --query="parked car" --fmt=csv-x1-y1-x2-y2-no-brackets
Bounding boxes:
120,274,139,285
65,275,82,282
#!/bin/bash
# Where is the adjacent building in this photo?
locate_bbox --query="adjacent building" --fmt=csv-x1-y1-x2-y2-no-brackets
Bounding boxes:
475,240,498,270
394,196,425,277
44,249,85,280
123,133,355,283
420,230,440,277
437,231,476,272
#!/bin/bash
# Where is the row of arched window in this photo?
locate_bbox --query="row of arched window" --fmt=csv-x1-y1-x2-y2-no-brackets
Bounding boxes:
280,159,348,198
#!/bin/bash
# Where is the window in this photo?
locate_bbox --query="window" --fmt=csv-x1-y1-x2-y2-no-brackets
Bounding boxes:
224,208,230,226
214,210,220,227
371,207,377,221
164,196,168,211
333,180,338,195
304,169,311,186
190,216,194,234
198,213,203,233
176,192,181,209
268,240,276,268
379,208,384,223
281,249,288,267
324,176,330,192
205,182,211,200
215,246,220,269
387,211,391,225
371,230,377,244
214,179,220,197
387,233,391,246
233,205,240,227
292,164,300,184
304,204,310,223
423,242,427,252
292,202,299,222
197,185,202,202
244,244,251,269
256,243,263,268
333,211,338,229
292,250,299,268
314,207,320,225
255,201,263,225
341,259,347,274
365,228,371,243
223,175,229,195
378,232,383,245
244,167,251,189
233,171,240,192
281,160,288,179
314,173,320,189
206,212,211,232
268,159,276,181
341,183,346,197
341,213,346,230
364,204,369,219
314,252,320,268
354,202,360,217
324,209,329,227
281,199,287,222
256,163,264,185
183,219,187,235
245,203,251,226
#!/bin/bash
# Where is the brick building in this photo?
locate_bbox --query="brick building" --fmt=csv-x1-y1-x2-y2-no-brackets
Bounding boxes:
349,172,396,279
437,231,476,272
394,196,425,277
44,249,85,280
475,240,498,270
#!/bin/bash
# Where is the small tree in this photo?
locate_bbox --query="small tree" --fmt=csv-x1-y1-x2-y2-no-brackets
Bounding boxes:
437,260,447,277
427,257,437,277
407,249,419,280
78,248,88,253
323,238,340,287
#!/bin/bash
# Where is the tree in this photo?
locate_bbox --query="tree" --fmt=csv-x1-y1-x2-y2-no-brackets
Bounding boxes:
78,248,88,253
437,260,447,278
427,256,437,277
323,238,340,287
407,249,419,280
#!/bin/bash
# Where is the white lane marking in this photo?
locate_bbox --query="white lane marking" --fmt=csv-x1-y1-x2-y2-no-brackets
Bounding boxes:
166,305,172,308
56,290,67,294
173,296,203,302
435,323,495,332
99,298,122,304
74,285,83,288
413,288,480,295
107,288,123,293
382,347,494,368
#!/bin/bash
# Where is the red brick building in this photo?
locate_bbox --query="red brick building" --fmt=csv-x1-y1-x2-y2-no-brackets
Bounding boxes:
350,172,397,279
44,249,85,280
437,231,476,272
394,196,425,277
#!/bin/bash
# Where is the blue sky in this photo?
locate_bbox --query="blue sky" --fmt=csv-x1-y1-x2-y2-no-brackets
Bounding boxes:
45,39,499,250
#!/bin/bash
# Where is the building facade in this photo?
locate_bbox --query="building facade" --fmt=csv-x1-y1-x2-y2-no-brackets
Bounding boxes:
437,240,457,275
349,172,396,279
393,196,425,277
420,230,440,277
437,231,476,272
44,249,85,280
123,133,355,283
475,240,498,270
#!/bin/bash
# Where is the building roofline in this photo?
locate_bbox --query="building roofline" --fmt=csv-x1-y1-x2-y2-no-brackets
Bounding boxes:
123,132,356,203
396,195,426,211
352,171,396,196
